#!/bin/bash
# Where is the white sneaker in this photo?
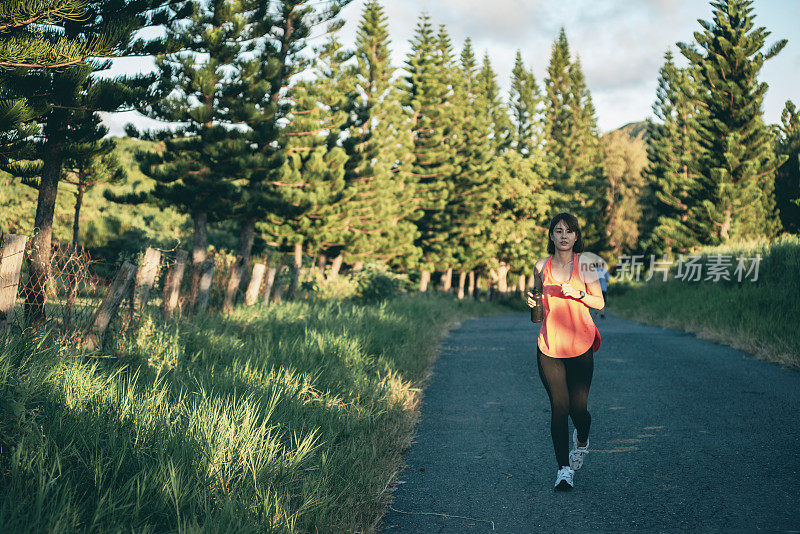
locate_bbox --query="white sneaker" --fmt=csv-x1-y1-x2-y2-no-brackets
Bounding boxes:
569,428,589,470
554,465,574,490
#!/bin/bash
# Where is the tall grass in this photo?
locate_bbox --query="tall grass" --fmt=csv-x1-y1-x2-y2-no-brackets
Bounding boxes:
608,233,800,368
0,294,511,532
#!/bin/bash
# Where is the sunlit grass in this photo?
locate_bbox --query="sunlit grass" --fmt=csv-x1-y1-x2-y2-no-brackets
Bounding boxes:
0,294,510,532
608,233,800,368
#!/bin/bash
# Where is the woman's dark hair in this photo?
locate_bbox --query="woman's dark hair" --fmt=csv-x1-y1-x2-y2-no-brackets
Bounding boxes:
547,212,584,254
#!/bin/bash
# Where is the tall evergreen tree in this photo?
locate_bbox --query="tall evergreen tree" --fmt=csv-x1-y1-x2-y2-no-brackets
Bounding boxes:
510,50,543,157
477,53,513,154
2,0,173,322
774,100,800,234
231,0,351,300
677,0,787,242
491,148,552,291
263,34,348,295
641,50,707,256
333,1,419,273
112,0,248,309
444,38,495,295
402,14,457,291
543,28,606,252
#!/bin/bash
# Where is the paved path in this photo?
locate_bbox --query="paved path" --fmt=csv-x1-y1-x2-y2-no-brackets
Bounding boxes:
378,312,800,532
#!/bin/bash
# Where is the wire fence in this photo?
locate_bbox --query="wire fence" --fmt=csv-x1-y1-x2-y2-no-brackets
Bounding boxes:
0,234,295,351
6,241,109,344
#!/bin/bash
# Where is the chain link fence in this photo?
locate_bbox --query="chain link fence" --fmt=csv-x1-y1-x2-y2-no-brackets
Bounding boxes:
1,234,294,350
4,240,109,344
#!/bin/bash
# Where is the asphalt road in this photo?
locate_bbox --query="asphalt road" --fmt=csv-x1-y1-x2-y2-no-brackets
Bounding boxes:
377,311,800,533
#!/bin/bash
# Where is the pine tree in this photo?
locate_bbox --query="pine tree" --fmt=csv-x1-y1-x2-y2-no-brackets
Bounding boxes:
333,1,419,274
641,50,707,256
477,53,513,154
402,14,457,291
774,100,800,234
110,0,249,310
2,0,172,323
510,50,543,157
677,0,787,242
18,110,124,247
230,0,351,301
567,56,607,252
488,52,554,294
0,0,112,69
0,0,121,169
266,34,349,296
543,26,573,209
443,38,495,296
543,28,606,252
491,148,552,292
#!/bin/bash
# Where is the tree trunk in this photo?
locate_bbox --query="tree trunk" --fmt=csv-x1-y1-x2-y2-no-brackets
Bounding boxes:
25,141,64,325
327,253,343,280
517,274,526,295
419,270,431,292
457,270,467,299
496,262,510,293
190,211,209,308
286,242,303,300
721,208,732,240
441,266,453,293
223,217,256,311
72,182,84,247
468,270,475,298
474,274,482,300
64,183,86,330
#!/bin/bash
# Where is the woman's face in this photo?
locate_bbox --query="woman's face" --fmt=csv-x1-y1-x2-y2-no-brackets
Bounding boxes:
551,220,576,252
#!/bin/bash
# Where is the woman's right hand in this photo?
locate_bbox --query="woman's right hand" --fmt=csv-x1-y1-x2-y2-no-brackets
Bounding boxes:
526,290,537,308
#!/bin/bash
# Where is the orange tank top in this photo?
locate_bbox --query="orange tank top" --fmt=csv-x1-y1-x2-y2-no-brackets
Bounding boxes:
537,253,601,358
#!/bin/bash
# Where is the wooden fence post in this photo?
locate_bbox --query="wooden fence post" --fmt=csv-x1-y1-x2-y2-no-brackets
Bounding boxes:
85,260,137,350
162,249,187,318
132,247,161,323
0,234,28,333
245,263,266,306
192,257,215,315
262,265,278,305
271,265,286,304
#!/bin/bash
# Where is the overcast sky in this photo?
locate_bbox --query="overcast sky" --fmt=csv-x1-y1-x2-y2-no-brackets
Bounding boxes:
102,0,800,136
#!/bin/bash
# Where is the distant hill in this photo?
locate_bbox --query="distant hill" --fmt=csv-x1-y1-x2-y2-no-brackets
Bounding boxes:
611,120,650,141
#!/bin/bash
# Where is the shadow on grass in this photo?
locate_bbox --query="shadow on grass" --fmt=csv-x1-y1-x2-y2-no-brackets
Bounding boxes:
0,294,485,532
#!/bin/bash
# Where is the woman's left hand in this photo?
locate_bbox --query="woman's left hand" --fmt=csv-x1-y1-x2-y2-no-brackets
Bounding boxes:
560,283,581,299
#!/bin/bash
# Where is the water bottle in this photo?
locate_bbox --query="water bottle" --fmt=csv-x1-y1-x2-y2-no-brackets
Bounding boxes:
529,289,543,323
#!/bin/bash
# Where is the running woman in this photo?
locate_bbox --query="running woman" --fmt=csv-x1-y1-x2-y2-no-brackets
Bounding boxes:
527,212,603,491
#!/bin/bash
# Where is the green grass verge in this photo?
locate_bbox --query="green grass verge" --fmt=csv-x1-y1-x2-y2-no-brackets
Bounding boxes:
0,294,514,533
607,234,800,370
